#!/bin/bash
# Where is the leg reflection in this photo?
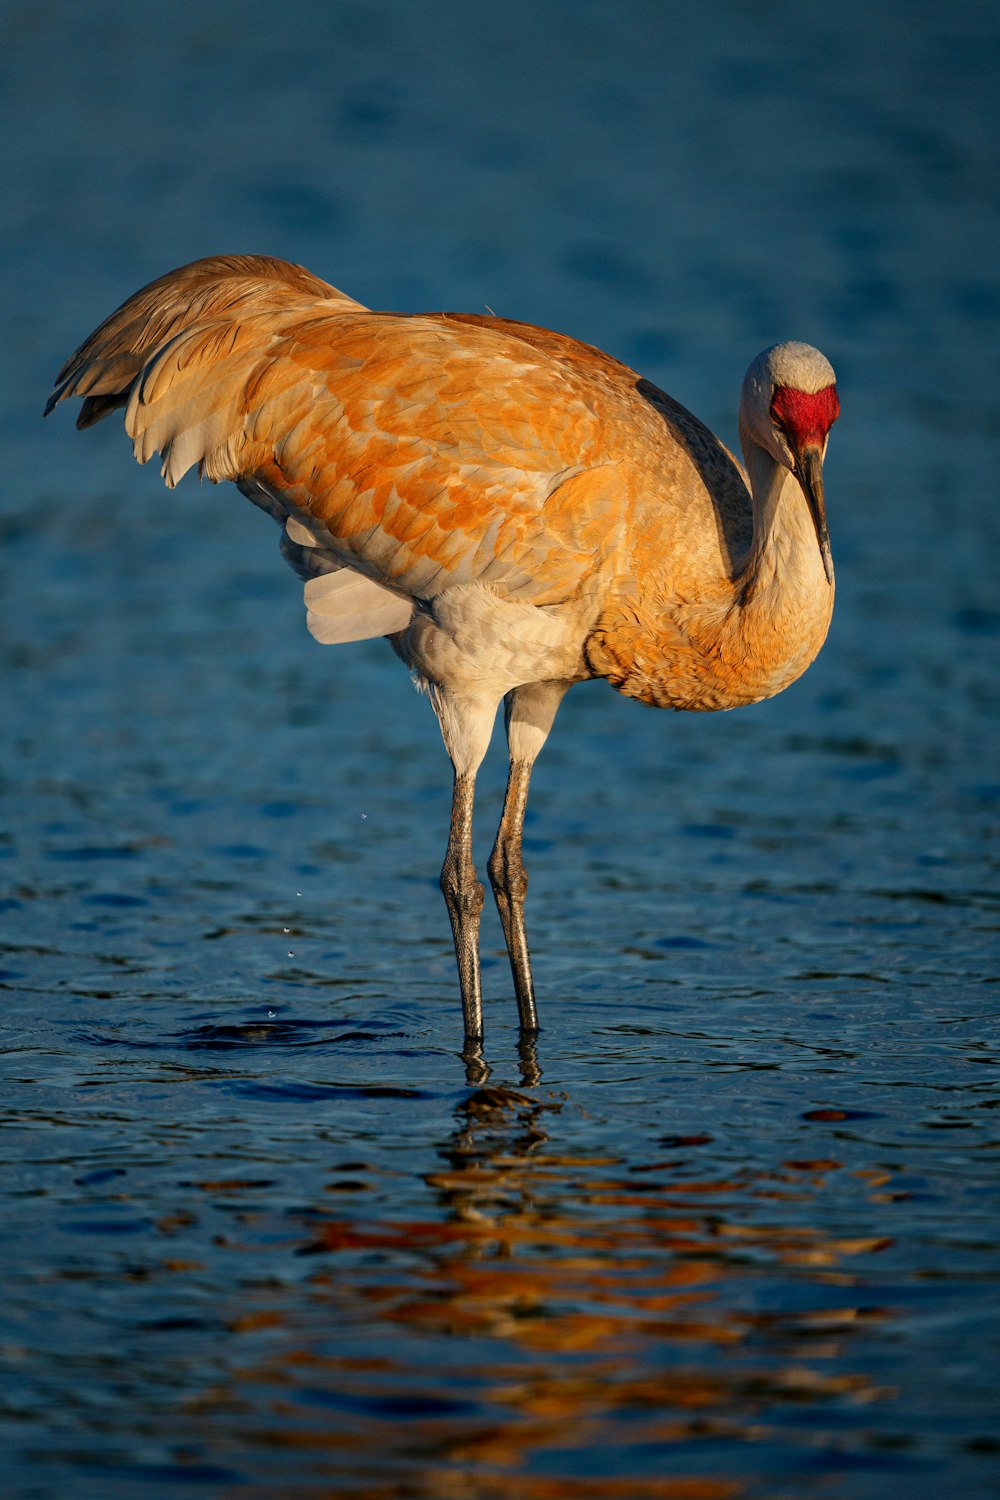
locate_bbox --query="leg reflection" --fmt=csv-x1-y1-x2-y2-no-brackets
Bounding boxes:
457,1027,542,1089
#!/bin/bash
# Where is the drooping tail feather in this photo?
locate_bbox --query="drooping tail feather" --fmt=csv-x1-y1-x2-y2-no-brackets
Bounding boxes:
45,254,361,428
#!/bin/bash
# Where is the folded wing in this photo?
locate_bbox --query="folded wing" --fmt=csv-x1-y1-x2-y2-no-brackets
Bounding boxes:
47,256,630,640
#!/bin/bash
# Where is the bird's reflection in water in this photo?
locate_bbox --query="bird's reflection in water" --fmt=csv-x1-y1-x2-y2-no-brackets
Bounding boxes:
461,1029,542,1088
185,1084,894,1497
428,1083,557,1233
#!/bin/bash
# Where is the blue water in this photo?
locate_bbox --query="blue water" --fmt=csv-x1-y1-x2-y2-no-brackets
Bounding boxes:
2,1,998,1495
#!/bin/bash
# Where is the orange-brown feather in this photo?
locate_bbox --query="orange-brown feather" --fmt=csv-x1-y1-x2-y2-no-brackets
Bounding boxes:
48,256,832,713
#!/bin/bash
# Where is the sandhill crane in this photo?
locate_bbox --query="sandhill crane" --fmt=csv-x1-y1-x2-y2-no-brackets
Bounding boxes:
47,255,839,1045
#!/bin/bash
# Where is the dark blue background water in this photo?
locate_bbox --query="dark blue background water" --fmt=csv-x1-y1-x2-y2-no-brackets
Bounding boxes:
2,1,998,1495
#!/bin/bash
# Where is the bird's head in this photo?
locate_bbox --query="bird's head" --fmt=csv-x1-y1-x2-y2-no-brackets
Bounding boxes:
739,341,839,584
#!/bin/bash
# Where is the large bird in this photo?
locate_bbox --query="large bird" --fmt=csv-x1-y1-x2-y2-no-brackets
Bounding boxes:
47,254,840,1043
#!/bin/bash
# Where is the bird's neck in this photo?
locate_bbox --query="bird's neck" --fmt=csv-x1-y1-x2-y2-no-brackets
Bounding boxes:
584,441,834,712
719,438,834,699
734,438,821,585
738,440,829,596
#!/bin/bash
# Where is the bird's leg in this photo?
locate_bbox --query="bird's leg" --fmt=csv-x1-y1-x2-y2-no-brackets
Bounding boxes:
441,769,486,1042
488,680,570,1034
488,757,537,1031
431,690,500,1044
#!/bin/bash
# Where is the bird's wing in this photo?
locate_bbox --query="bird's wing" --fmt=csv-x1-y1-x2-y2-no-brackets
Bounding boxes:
46,254,362,428
52,271,643,608
219,310,629,604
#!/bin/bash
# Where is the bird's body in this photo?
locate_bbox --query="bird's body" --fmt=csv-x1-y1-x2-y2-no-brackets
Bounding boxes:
48,254,840,1045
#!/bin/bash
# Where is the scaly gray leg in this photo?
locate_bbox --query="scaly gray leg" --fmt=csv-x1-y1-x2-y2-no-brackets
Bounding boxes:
440,770,485,1041
488,757,538,1032
487,679,570,1034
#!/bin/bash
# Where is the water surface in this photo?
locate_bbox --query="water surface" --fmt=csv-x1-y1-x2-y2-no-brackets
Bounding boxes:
1,1,998,1495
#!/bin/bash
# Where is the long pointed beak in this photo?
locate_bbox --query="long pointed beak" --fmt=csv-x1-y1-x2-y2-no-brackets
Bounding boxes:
795,445,834,585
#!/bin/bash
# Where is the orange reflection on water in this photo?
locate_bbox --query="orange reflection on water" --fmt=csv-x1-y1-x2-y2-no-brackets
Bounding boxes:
189,1086,893,1497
